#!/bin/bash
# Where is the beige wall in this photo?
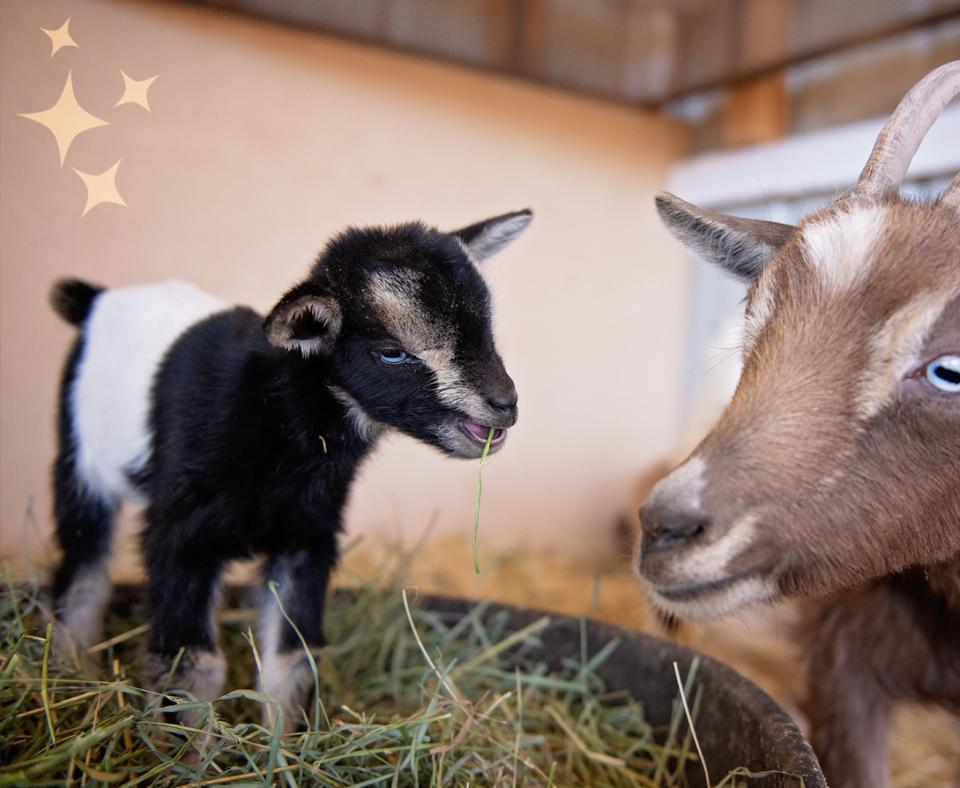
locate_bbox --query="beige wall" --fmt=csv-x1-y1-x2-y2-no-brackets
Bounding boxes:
0,0,689,567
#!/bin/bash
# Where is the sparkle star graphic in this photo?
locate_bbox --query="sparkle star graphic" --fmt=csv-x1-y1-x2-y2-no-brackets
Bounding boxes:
41,18,78,57
19,71,109,164
115,70,158,110
74,160,127,216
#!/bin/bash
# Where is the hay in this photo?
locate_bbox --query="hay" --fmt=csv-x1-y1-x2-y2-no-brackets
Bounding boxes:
471,427,496,574
0,552,774,788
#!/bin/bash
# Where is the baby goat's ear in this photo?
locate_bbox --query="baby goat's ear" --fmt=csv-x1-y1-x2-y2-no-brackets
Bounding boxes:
655,192,794,282
452,209,533,262
264,283,342,357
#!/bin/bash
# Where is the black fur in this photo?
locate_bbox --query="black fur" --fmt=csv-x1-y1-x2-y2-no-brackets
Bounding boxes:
310,222,518,448
50,212,530,713
52,336,115,604
140,307,366,655
50,279,104,326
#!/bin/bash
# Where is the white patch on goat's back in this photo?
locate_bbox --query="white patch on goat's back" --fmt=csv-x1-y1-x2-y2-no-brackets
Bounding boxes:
72,280,226,501
646,457,706,515
801,205,887,290
860,288,956,419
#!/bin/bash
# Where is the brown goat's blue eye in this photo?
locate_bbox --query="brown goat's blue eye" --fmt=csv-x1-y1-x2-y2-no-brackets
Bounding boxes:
378,349,408,365
926,355,960,393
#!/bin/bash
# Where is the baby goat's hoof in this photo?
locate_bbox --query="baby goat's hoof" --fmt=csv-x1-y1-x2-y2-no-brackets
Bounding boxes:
142,648,226,729
259,649,323,733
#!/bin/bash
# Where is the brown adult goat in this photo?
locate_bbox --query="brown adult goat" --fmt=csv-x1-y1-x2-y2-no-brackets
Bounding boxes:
636,61,960,788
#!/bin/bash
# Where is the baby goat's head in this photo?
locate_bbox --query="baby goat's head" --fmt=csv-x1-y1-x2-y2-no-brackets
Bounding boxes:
637,61,960,619
264,211,531,458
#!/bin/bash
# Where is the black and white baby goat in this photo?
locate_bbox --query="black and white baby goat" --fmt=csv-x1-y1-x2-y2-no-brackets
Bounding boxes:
49,210,531,727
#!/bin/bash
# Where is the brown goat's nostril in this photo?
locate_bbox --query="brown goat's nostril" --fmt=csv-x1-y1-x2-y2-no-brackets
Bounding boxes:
639,504,710,554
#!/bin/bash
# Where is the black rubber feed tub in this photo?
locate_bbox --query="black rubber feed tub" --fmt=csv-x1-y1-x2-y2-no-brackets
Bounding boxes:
420,594,824,788
104,586,824,787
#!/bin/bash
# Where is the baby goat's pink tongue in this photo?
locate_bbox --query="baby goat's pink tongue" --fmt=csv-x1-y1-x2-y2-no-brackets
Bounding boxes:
463,421,493,441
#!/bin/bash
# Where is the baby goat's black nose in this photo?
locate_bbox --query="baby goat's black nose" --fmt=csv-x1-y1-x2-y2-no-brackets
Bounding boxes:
485,380,519,427
639,503,709,554
487,385,518,413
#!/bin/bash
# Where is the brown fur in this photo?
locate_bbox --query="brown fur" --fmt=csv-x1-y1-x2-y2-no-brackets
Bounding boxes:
643,64,960,785
641,195,960,788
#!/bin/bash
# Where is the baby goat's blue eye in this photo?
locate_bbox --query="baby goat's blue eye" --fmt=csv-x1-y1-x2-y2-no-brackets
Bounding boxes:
378,348,408,365
926,355,960,393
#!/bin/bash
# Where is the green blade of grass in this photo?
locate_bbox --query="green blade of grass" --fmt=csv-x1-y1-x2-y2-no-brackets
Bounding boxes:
40,622,56,745
471,427,496,574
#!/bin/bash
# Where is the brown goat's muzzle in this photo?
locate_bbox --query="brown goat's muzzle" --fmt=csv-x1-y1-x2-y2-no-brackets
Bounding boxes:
634,456,782,620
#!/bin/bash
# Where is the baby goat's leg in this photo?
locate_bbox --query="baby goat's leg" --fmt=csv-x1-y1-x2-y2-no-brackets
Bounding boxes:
142,554,226,714
51,404,117,656
258,535,337,731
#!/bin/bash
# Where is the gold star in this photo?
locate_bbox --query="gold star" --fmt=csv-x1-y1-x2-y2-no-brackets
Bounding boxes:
74,160,127,216
115,70,158,111
19,71,109,164
41,18,78,58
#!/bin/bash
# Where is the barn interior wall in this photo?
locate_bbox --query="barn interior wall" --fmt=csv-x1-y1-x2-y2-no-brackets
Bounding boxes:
0,0,690,569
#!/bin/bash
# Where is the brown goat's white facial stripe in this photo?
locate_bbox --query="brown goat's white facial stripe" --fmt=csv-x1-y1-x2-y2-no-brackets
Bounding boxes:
801,205,888,291
859,288,957,419
649,574,778,621
681,512,759,583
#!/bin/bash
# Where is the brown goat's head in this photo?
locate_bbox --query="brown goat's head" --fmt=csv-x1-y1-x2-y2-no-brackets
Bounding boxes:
637,61,960,620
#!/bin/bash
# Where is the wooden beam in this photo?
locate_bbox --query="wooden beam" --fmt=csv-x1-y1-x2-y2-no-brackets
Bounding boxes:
723,71,789,148
190,0,960,106
737,0,794,68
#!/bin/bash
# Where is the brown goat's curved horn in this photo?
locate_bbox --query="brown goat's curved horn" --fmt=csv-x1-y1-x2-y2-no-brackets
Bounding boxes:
856,60,960,195
941,173,960,210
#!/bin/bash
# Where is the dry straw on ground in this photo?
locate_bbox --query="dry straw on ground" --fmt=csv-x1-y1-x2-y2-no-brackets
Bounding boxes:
1,550,780,788
4,535,956,786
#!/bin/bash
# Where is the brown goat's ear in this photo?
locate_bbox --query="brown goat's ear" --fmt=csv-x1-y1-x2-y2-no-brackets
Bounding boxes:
655,192,795,282
264,284,342,357
452,209,533,262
